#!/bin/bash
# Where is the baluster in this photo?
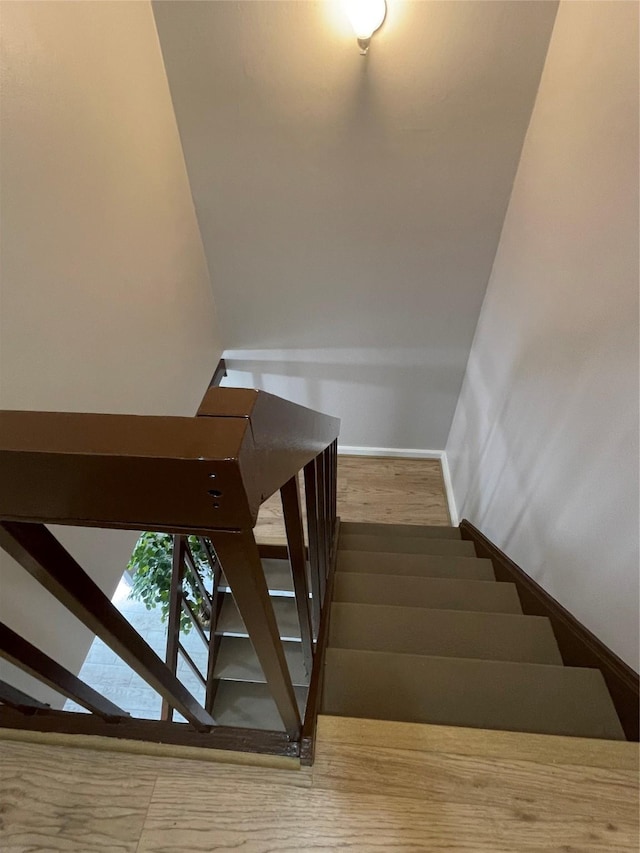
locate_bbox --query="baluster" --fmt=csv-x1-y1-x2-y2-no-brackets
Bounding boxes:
332,439,338,539
322,447,332,577
280,475,314,677
316,451,328,596
327,441,336,548
161,535,186,721
205,547,224,715
303,456,322,636
209,528,301,739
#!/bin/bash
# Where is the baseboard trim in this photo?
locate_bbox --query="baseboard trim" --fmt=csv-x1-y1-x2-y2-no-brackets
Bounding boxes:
337,446,442,459
460,519,639,742
337,446,459,527
0,727,300,770
0,706,300,758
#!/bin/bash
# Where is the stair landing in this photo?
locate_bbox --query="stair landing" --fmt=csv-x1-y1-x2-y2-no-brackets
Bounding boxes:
2,716,637,850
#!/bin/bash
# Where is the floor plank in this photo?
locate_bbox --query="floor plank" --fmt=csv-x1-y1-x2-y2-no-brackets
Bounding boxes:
135,776,636,852
337,456,450,526
0,740,157,853
313,740,637,822
254,456,450,544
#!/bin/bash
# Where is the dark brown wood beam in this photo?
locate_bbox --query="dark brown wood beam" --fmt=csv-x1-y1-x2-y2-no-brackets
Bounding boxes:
0,706,299,757
280,475,314,676
301,519,340,765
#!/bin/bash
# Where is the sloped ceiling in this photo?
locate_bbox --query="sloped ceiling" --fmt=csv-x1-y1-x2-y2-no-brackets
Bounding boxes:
153,0,558,448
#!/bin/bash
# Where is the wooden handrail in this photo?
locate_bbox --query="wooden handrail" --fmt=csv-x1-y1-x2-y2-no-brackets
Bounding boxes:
197,387,340,518
280,475,314,676
0,387,340,750
0,389,339,530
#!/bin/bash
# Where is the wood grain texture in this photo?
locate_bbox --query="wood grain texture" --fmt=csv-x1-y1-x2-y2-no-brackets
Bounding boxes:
336,456,450,526
3,717,637,852
0,739,310,852
313,741,638,821
254,456,450,544
0,740,157,852
136,778,638,852
317,715,639,771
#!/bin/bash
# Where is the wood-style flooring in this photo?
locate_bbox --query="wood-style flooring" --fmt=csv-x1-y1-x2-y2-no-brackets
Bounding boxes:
254,455,450,544
1,716,638,851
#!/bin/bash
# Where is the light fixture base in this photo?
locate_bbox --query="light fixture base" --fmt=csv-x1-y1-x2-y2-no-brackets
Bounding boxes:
357,37,371,55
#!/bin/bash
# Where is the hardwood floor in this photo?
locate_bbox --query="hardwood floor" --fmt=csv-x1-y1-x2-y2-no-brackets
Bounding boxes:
254,455,450,544
2,717,637,852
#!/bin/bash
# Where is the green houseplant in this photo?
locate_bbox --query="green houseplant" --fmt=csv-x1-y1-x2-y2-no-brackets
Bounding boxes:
127,532,213,633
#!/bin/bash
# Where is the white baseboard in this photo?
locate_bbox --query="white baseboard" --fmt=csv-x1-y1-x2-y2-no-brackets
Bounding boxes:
337,446,442,460
337,445,459,527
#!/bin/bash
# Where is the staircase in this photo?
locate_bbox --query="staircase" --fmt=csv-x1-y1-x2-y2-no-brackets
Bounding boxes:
321,521,626,740
1,394,633,762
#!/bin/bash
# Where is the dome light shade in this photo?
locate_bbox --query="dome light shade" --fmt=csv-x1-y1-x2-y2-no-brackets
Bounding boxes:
344,0,386,54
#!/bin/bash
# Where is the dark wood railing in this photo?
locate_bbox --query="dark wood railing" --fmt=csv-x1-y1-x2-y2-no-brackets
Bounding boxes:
0,382,339,759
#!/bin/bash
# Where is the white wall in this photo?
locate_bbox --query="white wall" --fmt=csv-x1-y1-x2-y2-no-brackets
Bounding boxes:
154,0,558,449
446,1,639,671
0,1,222,703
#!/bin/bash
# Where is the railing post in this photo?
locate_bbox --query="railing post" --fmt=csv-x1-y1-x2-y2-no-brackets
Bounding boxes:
303,456,322,636
325,445,331,560
332,440,338,527
0,521,215,731
327,442,335,551
280,475,314,677
200,537,224,715
316,451,329,593
209,528,301,739
161,535,186,721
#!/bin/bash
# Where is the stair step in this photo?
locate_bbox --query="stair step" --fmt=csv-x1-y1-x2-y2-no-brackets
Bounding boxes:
216,593,301,640
334,572,522,614
338,550,494,581
213,680,308,731
214,636,309,686
340,522,461,540
221,558,294,595
339,534,476,557
329,603,562,664
322,649,625,741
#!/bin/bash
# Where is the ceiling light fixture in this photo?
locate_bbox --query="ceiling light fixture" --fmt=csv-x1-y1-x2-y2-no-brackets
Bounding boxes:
344,0,386,55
